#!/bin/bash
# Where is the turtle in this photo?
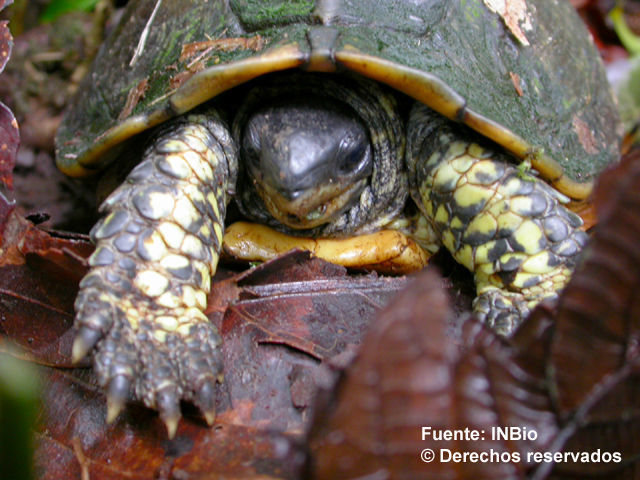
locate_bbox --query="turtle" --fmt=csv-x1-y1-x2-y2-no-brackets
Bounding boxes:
55,0,621,437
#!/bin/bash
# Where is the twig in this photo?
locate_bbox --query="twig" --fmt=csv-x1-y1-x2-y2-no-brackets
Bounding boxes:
129,0,163,67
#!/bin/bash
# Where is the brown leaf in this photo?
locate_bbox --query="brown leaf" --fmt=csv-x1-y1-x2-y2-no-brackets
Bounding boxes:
0,201,20,260
169,61,206,90
308,270,556,479
0,215,91,366
31,365,305,479
483,0,532,46
592,146,640,221
0,2,12,75
548,148,640,413
0,2,18,193
179,35,265,63
117,78,149,121
219,251,409,433
509,71,524,96
0,101,18,192
527,147,640,479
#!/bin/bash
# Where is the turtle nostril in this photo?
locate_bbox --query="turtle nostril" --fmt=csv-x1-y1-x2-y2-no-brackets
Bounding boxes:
279,187,303,202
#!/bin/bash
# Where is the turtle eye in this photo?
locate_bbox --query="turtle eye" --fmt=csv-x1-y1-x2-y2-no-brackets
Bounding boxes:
338,136,370,174
242,119,262,164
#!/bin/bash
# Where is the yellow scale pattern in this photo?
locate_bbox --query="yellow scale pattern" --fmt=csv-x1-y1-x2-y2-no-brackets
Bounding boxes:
426,142,573,316
73,112,236,432
108,130,223,341
408,104,587,333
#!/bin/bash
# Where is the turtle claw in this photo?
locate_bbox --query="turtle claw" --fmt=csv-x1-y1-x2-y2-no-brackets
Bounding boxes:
157,388,182,438
195,379,217,426
203,408,216,427
72,326,102,363
106,396,125,424
106,375,130,423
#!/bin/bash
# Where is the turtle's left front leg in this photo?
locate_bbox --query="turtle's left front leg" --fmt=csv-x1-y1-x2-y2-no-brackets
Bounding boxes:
407,103,588,335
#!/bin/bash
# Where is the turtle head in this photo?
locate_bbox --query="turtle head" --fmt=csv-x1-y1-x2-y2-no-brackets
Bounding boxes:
240,98,372,230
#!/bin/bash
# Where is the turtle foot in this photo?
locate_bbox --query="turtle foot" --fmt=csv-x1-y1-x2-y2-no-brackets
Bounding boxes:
74,287,222,437
473,289,533,336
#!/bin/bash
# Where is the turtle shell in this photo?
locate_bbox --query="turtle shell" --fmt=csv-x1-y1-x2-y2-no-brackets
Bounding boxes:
55,0,621,200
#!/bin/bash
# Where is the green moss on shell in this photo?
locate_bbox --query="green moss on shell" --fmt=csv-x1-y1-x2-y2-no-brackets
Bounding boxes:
230,0,315,31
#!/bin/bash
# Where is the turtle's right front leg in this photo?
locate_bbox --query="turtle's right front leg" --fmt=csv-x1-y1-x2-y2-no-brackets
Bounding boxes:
72,111,237,437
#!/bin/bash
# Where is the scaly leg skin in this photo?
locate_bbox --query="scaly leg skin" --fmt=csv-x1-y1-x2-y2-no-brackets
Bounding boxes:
72,111,237,437
407,104,588,335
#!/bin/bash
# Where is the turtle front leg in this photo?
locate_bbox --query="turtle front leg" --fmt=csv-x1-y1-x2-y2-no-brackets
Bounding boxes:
72,111,237,436
407,104,588,335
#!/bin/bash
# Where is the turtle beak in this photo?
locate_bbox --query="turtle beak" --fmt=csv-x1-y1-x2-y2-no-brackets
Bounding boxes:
242,99,372,229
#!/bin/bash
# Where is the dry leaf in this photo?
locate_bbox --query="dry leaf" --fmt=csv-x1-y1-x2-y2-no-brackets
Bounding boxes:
118,78,149,121
484,0,532,46
179,35,265,63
